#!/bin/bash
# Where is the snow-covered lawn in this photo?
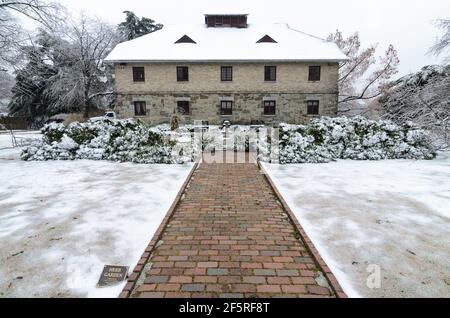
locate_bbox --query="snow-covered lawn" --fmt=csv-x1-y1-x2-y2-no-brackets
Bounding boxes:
0,130,41,150
0,147,193,297
262,153,450,298
0,130,42,160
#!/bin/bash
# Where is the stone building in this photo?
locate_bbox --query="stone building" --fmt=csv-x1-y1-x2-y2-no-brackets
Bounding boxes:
105,14,348,125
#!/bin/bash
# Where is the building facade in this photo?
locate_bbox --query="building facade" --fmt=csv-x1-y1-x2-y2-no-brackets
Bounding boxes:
106,14,347,125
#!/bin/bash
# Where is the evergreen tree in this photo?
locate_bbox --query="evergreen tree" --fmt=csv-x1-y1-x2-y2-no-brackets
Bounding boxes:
0,71,14,113
8,30,60,126
118,11,162,41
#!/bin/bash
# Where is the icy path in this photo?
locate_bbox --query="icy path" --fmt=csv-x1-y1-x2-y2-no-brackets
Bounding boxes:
262,153,450,297
0,152,193,297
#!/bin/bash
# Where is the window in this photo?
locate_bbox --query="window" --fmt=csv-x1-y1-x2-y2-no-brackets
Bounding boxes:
132,67,145,82
177,101,190,115
264,66,277,81
221,66,233,81
263,100,276,115
215,16,223,26
220,100,233,115
307,100,319,115
222,16,231,26
134,101,146,116
177,66,189,81
308,66,321,81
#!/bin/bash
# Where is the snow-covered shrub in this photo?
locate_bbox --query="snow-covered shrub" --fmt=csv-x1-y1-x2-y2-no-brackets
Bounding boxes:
269,116,436,164
22,119,190,164
23,117,436,164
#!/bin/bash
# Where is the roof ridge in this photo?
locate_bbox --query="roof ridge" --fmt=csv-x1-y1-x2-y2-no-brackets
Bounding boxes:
285,24,327,42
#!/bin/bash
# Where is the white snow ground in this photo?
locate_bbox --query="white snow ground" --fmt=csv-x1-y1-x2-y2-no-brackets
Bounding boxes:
262,153,450,298
0,131,41,150
0,146,193,297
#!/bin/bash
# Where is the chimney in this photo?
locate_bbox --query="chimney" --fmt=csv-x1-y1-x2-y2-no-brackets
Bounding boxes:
204,14,248,28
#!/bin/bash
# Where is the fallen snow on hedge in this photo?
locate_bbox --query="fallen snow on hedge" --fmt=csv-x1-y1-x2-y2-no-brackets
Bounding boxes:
22,117,436,164
273,116,436,164
22,119,193,164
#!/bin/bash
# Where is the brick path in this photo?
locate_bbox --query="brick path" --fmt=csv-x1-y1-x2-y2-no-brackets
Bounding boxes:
128,162,340,298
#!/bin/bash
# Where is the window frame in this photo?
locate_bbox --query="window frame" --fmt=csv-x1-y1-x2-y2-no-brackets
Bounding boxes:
222,16,231,26
177,100,190,115
263,100,276,115
264,66,277,82
132,67,145,82
221,66,233,82
134,101,147,116
306,100,320,115
214,16,223,27
308,66,321,82
220,100,233,115
176,66,189,82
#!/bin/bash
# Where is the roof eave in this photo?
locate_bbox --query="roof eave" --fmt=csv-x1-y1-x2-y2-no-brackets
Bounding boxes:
104,58,348,64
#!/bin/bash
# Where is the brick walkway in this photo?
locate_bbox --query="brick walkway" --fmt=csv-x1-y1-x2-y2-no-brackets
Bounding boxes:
128,162,341,298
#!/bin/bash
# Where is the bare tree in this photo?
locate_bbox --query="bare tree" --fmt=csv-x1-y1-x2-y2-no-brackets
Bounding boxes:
46,15,119,118
327,30,400,113
428,19,450,62
0,0,62,69
0,0,61,27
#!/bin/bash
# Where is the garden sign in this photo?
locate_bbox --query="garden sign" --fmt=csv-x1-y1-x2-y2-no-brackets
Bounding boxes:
96,265,129,288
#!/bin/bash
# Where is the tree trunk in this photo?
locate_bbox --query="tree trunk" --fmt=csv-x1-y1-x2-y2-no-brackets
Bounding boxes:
83,77,91,119
83,91,90,119
83,102,89,118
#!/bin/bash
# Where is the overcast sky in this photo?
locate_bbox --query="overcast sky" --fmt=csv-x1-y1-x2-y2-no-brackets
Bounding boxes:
59,0,449,79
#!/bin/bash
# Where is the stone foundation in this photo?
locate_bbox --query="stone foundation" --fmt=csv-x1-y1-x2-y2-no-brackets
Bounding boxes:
116,92,338,125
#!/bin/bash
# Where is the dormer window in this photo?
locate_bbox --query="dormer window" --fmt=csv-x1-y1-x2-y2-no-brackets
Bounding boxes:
175,35,196,44
257,35,277,43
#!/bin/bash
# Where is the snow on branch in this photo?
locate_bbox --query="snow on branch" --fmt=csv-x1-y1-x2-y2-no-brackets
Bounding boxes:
0,0,62,28
428,19,450,62
327,30,399,113
380,65,450,149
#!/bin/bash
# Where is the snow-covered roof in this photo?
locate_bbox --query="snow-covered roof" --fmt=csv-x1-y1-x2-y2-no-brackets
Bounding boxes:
105,23,348,63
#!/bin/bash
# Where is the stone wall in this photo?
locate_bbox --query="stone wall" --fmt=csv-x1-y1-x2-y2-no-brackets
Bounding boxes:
114,62,339,125
116,92,337,125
